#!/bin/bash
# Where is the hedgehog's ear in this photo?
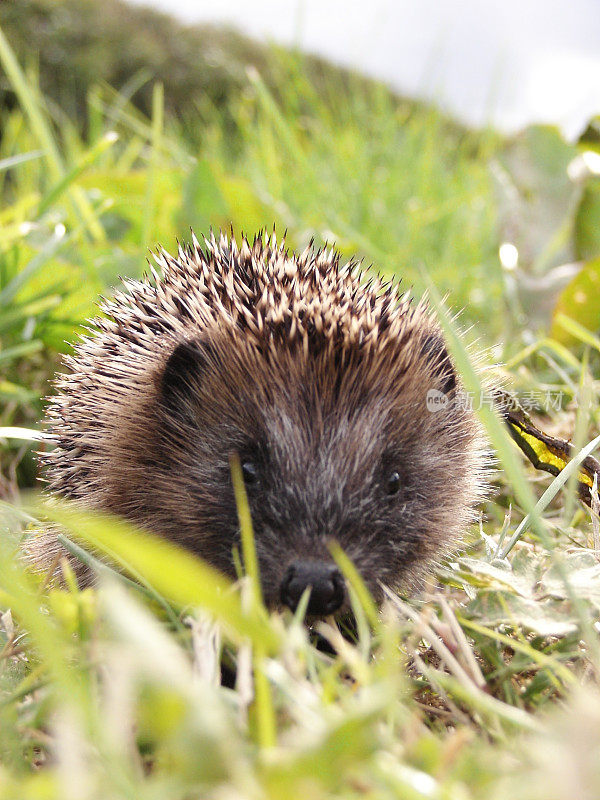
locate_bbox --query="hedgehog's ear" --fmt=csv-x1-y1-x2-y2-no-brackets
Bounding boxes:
160,340,210,416
420,332,456,395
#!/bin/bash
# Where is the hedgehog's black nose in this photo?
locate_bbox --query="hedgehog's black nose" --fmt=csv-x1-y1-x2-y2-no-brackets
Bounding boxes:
280,561,346,615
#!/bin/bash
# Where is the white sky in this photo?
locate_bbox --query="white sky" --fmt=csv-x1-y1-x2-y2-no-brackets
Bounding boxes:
130,0,600,137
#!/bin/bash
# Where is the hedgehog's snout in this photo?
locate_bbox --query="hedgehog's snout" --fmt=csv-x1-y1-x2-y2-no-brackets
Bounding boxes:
280,560,346,615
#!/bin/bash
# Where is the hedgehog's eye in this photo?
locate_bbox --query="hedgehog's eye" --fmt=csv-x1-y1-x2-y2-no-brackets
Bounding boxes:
242,460,259,486
386,471,401,496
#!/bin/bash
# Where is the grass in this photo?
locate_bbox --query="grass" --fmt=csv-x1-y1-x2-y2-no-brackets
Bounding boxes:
1,22,600,800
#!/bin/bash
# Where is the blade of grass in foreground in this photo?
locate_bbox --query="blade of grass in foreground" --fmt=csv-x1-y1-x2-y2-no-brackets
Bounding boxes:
55,532,185,632
0,541,92,713
230,454,276,749
328,541,379,630
230,454,264,609
32,497,281,653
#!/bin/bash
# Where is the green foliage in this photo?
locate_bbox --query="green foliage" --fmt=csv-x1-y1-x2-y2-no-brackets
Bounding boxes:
0,0,268,124
2,10,600,800
574,179,600,261
551,259,600,344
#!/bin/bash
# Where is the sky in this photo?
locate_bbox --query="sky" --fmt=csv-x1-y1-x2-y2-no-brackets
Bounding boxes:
129,0,600,137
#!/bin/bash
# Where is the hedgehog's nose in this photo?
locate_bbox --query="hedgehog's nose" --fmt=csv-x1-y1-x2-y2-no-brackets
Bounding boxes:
280,561,346,616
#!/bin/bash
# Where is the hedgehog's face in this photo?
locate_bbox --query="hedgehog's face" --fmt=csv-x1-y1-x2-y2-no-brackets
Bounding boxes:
153,332,483,617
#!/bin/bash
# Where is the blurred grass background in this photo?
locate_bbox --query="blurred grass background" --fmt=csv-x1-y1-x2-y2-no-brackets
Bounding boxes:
2,1,600,798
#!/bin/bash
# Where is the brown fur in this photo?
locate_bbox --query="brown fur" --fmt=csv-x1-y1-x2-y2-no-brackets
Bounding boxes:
32,231,487,606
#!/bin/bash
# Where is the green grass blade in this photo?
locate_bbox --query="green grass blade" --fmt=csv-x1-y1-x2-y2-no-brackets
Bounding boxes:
230,453,276,748
37,131,118,217
555,313,600,353
0,25,104,242
230,454,263,609
328,541,379,629
499,432,600,558
0,150,44,172
0,26,64,181
32,498,281,653
0,229,68,307
0,339,43,364
140,82,163,260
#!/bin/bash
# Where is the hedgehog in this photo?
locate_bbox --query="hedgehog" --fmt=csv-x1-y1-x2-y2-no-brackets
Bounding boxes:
34,231,486,616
